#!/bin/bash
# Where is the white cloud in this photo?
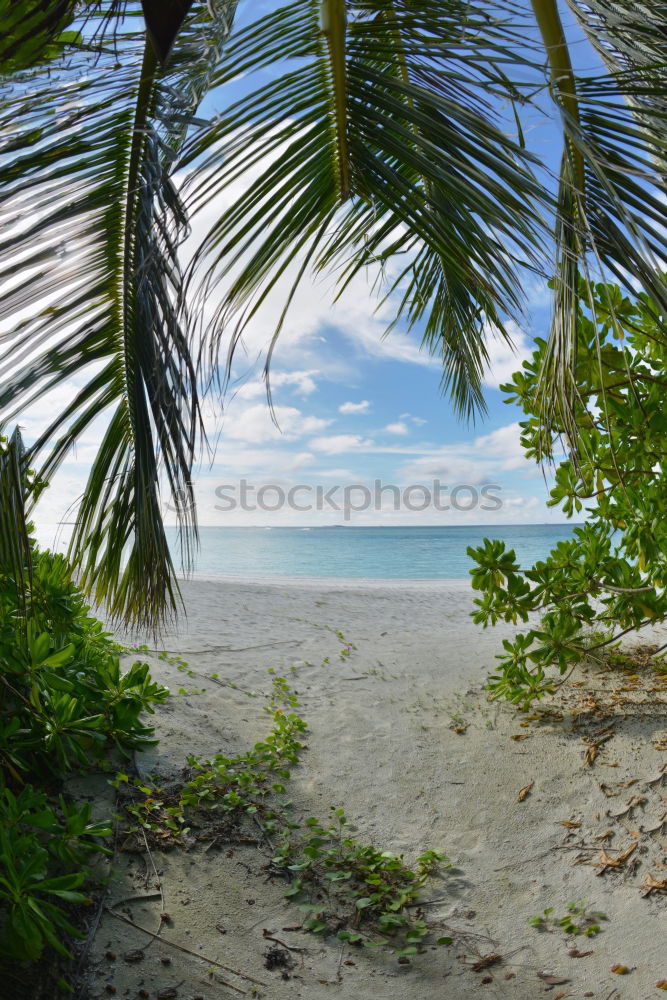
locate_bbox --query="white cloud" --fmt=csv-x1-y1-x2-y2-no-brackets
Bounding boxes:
234,370,318,400
309,434,374,455
216,403,331,444
312,467,355,478
339,400,370,415
385,421,408,436
400,412,427,426
482,321,532,390
399,421,529,484
473,422,526,470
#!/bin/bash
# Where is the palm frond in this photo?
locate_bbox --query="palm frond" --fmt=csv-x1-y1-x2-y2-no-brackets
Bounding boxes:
184,0,547,421
532,0,667,439
0,427,32,604
0,1,237,628
0,0,78,72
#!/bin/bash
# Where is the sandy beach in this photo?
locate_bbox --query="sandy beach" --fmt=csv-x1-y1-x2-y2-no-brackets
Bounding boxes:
78,577,667,999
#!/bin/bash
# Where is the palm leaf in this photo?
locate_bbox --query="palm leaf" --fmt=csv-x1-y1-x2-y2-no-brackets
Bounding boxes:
0,2,237,628
531,0,667,438
0,427,32,604
0,0,78,72
183,0,547,421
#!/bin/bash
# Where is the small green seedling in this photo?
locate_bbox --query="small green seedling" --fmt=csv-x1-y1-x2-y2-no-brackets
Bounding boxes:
528,900,607,937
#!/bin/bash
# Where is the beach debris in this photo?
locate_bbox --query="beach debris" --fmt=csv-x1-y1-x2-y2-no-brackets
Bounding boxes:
608,793,647,819
122,948,145,963
610,964,630,974
264,944,295,972
517,782,533,802
595,841,637,874
555,820,581,829
581,728,615,767
449,714,469,734
537,971,569,984
640,873,667,897
644,763,667,787
574,840,637,874
105,907,265,991
656,980,667,989
105,951,116,960
568,948,593,957
262,928,306,954
470,953,502,972
157,987,183,999
644,813,667,835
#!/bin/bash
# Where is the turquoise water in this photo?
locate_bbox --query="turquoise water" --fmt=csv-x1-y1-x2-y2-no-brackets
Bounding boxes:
161,524,581,580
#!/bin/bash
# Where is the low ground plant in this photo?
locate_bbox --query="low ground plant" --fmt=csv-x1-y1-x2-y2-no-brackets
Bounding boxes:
528,900,607,937
122,674,447,956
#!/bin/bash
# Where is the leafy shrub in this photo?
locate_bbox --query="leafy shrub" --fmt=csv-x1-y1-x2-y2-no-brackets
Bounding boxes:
0,786,111,961
468,281,667,706
0,549,168,780
0,435,168,970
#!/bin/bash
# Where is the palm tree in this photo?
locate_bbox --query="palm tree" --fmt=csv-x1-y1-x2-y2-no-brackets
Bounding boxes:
0,0,665,628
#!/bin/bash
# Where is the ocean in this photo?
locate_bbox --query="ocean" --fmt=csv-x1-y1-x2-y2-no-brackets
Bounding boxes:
36,522,581,581
162,523,580,581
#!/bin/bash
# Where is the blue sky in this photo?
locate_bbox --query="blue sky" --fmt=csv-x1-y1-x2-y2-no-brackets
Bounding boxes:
28,1,600,536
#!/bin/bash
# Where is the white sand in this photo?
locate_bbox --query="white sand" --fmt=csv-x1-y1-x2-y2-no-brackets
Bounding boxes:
80,577,667,999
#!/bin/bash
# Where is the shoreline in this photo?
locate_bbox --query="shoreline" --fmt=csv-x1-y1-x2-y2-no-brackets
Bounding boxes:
180,571,475,589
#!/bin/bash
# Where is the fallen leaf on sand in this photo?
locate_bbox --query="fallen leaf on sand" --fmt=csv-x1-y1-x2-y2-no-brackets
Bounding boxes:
596,841,637,874
640,874,667,897
511,734,530,741
607,793,647,819
122,949,145,963
595,830,615,840
645,764,667,786
517,782,533,802
555,820,581,829
656,980,667,990
644,814,667,835
471,954,502,972
611,964,630,974
581,729,615,767
537,972,569,985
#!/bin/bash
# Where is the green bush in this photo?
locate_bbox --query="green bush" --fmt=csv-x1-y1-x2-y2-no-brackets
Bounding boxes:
468,281,667,706
0,544,168,969
1,549,168,778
